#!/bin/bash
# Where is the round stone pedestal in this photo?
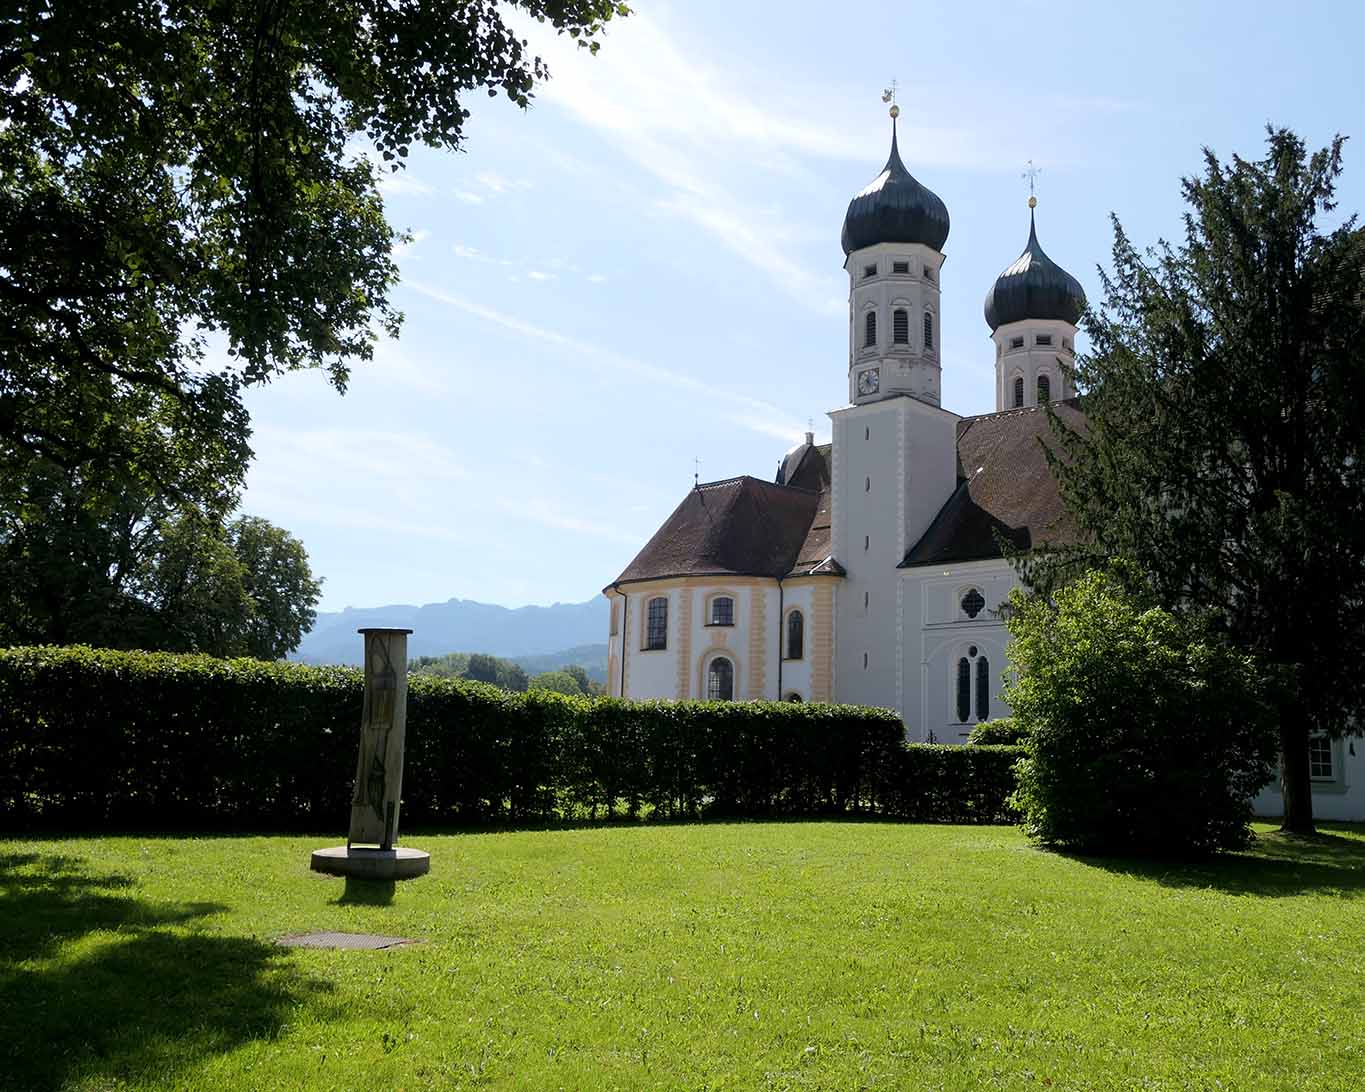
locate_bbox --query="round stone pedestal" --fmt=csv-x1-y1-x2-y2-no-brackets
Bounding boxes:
310,846,430,880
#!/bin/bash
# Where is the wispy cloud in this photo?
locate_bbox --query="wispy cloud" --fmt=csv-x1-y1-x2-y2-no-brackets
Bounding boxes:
495,497,639,545
379,173,435,198
453,190,484,205
405,279,807,441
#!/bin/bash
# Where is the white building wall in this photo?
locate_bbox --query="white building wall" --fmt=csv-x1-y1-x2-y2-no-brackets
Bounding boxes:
776,583,816,701
1254,736,1365,822
901,559,1019,742
992,318,1078,410
830,396,959,712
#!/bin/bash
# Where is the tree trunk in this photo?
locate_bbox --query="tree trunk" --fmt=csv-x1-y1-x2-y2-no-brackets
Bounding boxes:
1278,715,1316,835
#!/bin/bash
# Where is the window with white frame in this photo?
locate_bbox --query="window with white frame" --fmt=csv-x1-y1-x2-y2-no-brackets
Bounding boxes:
1013,376,1025,408
1010,335,1025,350
644,596,667,650
1309,735,1335,780
707,657,734,701
1037,374,1051,403
961,588,985,619
923,311,935,351
892,260,910,274
786,610,804,660
709,596,734,626
864,310,877,348
955,644,990,723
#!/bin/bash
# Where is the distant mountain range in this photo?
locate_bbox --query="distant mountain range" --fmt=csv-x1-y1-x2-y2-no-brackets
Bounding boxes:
293,596,610,667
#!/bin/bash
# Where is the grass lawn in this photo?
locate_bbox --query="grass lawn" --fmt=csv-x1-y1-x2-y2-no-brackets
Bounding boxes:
2,822,1363,1091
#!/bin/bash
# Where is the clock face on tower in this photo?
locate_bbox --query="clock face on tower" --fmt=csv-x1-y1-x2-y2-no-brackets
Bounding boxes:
857,367,880,396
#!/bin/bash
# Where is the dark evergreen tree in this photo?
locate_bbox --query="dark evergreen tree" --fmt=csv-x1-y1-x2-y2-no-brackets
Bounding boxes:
1028,128,1365,833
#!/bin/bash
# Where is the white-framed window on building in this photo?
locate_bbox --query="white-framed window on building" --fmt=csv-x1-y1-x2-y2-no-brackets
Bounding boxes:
960,587,986,619
707,656,734,701
1309,734,1335,781
1037,373,1052,403
892,260,910,274
644,596,668,650
708,595,735,626
1013,375,1025,408
864,310,877,348
786,610,804,660
923,311,935,351
955,644,990,723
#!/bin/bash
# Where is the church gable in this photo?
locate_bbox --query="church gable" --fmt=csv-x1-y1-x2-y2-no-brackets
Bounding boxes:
901,400,1086,567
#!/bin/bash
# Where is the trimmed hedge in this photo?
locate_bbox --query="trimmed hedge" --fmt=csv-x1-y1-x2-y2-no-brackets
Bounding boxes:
967,717,1030,746
0,646,1022,830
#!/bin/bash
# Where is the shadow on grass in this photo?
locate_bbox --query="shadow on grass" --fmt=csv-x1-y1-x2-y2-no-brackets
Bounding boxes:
1068,828,1365,898
0,852,336,1092
335,876,397,905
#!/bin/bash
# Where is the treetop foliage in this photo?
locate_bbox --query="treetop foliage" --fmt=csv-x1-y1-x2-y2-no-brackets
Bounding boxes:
1020,127,1365,830
0,0,628,500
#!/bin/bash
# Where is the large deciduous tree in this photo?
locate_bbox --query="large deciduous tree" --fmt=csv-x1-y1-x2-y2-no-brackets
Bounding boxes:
0,0,626,501
1030,129,1365,834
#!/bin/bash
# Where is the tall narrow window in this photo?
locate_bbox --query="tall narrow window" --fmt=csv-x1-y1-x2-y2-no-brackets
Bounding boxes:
610,603,619,636
1309,735,1335,779
707,657,734,701
1037,374,1051,403
923,312,935,351
864,310,877,348
645,596,667,650
892,308,909,344
1013,376,1024,408
975,657,990,722
786,610,804,660
956,658,971,722
709,596,734,626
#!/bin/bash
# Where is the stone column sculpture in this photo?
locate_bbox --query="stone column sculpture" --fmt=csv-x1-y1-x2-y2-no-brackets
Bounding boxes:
311,628,430,880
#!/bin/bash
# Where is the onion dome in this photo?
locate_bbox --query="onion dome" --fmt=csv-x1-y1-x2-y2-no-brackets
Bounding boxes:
983,203,1087,331
841,116,950,256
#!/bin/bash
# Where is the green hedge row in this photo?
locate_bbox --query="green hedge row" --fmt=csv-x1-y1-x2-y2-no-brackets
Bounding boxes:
0,646,1022,830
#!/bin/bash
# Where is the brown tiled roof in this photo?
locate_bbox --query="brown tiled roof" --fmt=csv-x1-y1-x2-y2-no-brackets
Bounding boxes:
902,400,1085,567
612,474,823,586
783,445,843,577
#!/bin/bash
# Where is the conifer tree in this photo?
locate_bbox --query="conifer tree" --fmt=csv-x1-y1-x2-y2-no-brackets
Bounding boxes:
1029,128,1365,834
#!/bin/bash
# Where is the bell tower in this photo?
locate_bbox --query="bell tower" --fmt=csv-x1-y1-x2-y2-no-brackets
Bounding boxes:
841,101,950,409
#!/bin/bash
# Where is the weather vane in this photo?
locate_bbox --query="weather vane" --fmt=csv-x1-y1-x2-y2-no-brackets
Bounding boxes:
1022,159,1041,208
881,81,900,119
693,455,701,488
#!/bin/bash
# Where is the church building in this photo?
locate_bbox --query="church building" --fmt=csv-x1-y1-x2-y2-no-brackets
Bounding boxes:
601,107,1362,819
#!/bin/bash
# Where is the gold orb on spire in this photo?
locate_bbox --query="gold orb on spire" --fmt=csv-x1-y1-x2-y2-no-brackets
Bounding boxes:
1028,194,1037,209
889,103,900,119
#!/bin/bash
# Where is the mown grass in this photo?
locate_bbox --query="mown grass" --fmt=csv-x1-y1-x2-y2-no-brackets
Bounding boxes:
1,822,1362,1091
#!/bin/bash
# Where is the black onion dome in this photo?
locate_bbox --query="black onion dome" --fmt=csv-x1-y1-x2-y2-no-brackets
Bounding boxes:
841,121,950,256
983,210,1087,331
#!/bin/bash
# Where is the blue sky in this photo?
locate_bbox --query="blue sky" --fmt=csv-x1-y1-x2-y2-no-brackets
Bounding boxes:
240,0,1365,613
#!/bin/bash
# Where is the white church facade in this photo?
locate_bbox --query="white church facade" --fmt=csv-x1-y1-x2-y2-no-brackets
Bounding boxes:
602,111,1364,820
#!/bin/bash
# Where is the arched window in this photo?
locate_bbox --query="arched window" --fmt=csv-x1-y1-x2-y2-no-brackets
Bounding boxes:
644,596,667,650
1013,376,1024,408
786,610,804,660
1037,374,1051,403
709,596,734,626
923,311,935,351
707,657,734,701
975,656,990,722
864,310,877,348
956,657,971,723
892,308,909,344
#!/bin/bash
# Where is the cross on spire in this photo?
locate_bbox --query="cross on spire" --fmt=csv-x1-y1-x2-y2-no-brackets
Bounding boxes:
693,456,701,489
1022,159,1041,208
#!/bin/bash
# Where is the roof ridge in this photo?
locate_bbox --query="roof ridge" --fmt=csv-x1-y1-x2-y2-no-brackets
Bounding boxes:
958,397,1080,425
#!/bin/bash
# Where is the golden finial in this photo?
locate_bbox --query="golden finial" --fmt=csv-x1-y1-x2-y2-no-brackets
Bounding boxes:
1028,195,1037,209
882,81,899,119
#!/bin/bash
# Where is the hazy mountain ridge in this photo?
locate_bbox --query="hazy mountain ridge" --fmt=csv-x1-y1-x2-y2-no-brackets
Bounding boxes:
293,595,609,666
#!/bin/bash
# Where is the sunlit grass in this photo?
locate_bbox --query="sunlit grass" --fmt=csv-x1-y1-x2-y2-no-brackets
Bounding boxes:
2,822,1362,1090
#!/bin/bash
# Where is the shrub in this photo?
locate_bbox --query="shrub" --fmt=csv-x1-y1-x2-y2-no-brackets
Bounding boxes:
1006,570,1277,856
967,718,1028,746
0,645,1029,830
